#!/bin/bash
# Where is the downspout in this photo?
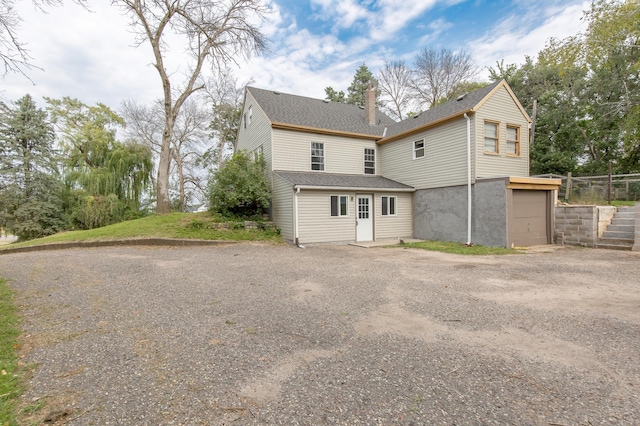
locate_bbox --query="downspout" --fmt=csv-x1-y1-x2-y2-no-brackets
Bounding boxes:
294,187,304,248
464,113,472,245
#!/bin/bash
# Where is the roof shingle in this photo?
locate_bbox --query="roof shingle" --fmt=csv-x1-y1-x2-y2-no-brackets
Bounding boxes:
274,170,414,190
247,87,396,137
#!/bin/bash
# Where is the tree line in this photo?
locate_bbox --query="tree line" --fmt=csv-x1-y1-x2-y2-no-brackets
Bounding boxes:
1,0,637,241
327,0,638,176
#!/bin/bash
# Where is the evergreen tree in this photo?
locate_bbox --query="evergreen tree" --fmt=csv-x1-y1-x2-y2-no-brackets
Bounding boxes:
0,94,66,240
324,63,380,107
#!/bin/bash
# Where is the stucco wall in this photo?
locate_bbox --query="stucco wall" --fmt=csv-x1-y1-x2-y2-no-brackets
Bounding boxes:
413,179,509,247
414,186,468,243
597,206,617,238
474,180,509,247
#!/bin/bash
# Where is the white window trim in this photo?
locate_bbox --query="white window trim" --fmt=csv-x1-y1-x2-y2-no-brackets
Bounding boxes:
413,139,425,159
311,142,325,171
381,196,397,216
364,148,375,174
248,105,253,126
330,195,349,217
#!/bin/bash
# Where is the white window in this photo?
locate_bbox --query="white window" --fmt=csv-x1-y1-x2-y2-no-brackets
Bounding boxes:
506,125,520,156
484,121,499,153
414,139,425,159
381,196,396,216
248,105,253,126
243,112,247,129
330,195,348,217
364,148,375,174
253,145,263,161
311,142,324,171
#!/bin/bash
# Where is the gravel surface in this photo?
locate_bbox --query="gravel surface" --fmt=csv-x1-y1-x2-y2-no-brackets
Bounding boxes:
0,243,639,425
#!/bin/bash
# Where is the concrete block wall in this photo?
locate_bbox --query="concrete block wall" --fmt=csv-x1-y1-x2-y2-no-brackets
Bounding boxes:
555,205,597,247
633,204,640,252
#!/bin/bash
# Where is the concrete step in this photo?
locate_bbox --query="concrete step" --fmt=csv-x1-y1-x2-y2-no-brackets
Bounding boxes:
598,236,634,246
596,243,632,251
614,212,635,219
606,224,634,233
602,231,634,239
611,218,634,226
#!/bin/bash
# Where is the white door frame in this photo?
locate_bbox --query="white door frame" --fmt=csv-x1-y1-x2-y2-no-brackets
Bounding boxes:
356,194,374,242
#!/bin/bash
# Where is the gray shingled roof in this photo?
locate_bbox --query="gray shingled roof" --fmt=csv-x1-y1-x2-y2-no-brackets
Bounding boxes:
274,170,414,190
247,87,396,137
382,80,502,139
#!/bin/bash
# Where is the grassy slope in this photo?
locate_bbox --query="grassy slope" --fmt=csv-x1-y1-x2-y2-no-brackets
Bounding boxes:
0,213,282,251
0,278,20,425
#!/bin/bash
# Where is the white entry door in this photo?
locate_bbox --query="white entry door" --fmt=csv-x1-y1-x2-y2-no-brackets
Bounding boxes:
356,194,373,242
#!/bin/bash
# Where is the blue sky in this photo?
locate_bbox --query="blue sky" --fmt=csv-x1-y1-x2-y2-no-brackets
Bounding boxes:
2,0,589,111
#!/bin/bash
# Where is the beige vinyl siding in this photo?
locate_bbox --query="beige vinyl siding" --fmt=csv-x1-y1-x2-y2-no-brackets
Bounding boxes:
379,117,469,190
272,173,294,242
237,91,274,176
297,190,356,243
272,129,378,174
375,193,413,240
474,85,530,178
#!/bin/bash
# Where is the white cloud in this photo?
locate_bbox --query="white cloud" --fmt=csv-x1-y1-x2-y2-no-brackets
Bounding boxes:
469,1,590,77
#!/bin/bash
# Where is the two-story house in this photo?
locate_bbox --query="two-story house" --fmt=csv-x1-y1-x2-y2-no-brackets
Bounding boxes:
236,80,560,247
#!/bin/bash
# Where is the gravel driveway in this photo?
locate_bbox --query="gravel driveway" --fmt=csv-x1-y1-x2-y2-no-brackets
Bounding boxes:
1,243,639,425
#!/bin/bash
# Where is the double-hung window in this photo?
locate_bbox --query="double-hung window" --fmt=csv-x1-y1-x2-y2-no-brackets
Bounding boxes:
248,105,253,126
484,121,499,153
381,196,396,216
311,142,324,171
414,139,425,159
364,148,375,174
506,125,520,156
330,195,348,217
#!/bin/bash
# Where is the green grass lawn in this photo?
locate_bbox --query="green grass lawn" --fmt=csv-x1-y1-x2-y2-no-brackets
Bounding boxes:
0,278,20,426
0,212,283,251
400,240,521,255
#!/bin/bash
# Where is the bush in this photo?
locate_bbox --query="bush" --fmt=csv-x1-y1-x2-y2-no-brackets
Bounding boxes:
207,151,270,218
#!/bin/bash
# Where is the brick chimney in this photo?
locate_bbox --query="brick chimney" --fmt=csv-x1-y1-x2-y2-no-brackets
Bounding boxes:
365,82,376,126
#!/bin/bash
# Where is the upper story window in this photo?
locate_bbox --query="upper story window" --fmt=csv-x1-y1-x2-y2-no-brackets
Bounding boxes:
364,148,375,174
243,112,247,129
330,195,349,217
253,144,263,161
506,125,520,156
413,139,425,159
311,142,324,171
248,105,253,126
484,121,499,153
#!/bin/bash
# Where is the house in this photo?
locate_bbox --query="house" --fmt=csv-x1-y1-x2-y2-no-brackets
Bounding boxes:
236,80,560,247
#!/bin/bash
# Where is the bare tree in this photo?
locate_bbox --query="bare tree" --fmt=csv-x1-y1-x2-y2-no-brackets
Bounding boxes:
377,60,414,121
411,47,477,109
122,97,212,211
113,0,269,214
1,0,86,78
205,68,251,169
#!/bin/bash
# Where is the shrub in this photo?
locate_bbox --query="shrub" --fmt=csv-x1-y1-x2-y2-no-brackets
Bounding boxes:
207,151,270,218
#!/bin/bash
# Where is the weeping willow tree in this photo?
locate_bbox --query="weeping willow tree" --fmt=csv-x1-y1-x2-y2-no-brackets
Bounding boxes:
47,97,153,229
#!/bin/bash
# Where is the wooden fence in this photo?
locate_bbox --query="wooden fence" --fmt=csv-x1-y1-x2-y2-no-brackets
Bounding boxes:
533,173,640,202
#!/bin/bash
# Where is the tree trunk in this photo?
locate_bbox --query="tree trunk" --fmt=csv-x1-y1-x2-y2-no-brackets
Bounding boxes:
156,126,172,214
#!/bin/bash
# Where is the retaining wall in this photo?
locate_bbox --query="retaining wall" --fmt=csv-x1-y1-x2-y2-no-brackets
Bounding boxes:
633,204,640,252
555,205,598,247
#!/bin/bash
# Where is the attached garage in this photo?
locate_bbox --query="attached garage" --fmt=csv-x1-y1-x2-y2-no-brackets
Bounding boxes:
507,178,561,247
